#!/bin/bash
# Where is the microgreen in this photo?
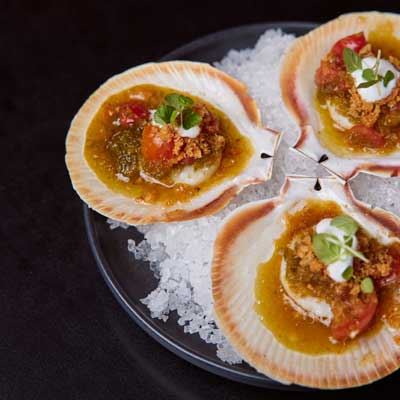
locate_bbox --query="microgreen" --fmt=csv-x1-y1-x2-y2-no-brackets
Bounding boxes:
312,233,342,265
384,70,395,87
361,277,374,294
342,266,354,281
343,48,362,73
331,215,359,237
165,93,194,111
362,68,375,81
312,215,368,266
343,47,396,89
182,109,203,130
154,93,202,129
154,105,175,126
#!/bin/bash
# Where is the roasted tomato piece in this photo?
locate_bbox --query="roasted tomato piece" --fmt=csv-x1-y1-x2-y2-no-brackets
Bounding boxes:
118,102,149,127
331,32,367,59
348,125,385,148
331,292,378,341
377,249,400,287
141,124,174,163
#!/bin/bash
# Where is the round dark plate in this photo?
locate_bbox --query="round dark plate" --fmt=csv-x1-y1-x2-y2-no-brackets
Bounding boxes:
84,22,317,390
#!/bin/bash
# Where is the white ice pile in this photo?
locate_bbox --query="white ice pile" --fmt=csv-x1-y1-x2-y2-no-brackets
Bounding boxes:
108,29,400,364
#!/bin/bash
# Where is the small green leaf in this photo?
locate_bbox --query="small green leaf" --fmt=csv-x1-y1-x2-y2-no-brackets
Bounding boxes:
165,93,194,111
357,80,380,89
342,266,354,281
362,68,376,81
182,109,202,130
383,70,395,87
343,48,362,73
154,105,175,125
170,109,179,125
361,277,374,294
312,233,341,265
331,215,359,236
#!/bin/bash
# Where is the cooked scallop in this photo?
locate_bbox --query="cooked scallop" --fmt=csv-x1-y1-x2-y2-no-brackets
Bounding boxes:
212,176,400,389
280,12,400,180
66,61,280,224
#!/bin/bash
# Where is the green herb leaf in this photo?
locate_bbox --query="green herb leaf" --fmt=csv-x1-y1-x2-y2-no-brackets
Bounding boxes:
342,266,354,281
343,48,362,73
360,277,374,294
165,93,194,111
154,104,175,125
170,109,179,125
331,215,359,236
312,233,342,265
383,70,395,87
362,68,376,81
357,79,380,89
182,109,202,130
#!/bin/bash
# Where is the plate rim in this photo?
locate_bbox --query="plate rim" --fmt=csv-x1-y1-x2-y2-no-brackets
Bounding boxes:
84,21,318,391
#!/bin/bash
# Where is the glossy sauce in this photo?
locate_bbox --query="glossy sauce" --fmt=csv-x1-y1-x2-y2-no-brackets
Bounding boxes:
254,200,394,355
316,23,400,156
84,84,254,205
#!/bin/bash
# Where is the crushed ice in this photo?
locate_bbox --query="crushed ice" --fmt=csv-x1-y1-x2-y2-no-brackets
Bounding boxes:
107,29,400,364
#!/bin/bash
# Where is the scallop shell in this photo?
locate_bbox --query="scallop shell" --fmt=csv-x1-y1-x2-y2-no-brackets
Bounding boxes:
280,12,400,180
212,176,400,389
66,61,280,224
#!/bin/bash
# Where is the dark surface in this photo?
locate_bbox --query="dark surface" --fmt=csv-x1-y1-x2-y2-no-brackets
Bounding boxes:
84,22,316,391
3,1,400,399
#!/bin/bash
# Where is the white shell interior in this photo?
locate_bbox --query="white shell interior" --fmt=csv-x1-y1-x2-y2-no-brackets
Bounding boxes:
213,176,400,388
284,12,400,179
67,61,280,223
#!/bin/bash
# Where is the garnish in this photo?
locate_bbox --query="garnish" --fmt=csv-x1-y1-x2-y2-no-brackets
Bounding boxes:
182,109,202,130
312,233,368,264
342,266,354,280
343,47,362,72
312,233,342,264
312,215,369,266
343,48,395,89
154,104,175,126
383,70,395,87
154,93,202,129
331,215,358,237
165,93,194,110
361,277,374,293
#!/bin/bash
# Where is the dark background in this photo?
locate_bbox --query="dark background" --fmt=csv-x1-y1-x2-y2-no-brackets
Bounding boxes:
2,1,400,399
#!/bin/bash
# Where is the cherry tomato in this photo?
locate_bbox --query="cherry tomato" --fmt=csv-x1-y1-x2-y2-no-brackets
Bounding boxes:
331,293,378,341
331,32,367,59
118,102,149,127
348,125,385,148
141,124,174,163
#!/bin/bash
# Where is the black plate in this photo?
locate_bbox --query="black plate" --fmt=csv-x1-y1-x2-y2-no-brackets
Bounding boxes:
84,22,317,390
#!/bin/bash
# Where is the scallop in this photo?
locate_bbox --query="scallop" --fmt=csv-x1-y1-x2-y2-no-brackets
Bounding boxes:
280,12,400,180
212,176,400,389
65,61,280,224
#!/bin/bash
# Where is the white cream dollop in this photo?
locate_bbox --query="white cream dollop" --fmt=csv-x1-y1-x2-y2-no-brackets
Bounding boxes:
315,218,358,283
351,56,399,103
176,125,201,138
149,109,201,138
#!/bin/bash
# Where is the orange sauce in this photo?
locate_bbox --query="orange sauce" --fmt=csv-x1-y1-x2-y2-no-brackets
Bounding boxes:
254,199,390,355
315,23,400,156
84,84,254,206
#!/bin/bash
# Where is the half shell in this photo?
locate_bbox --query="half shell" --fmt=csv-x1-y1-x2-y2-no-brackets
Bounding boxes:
280,12,400,180
66,61,280,224
212,176,400,389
